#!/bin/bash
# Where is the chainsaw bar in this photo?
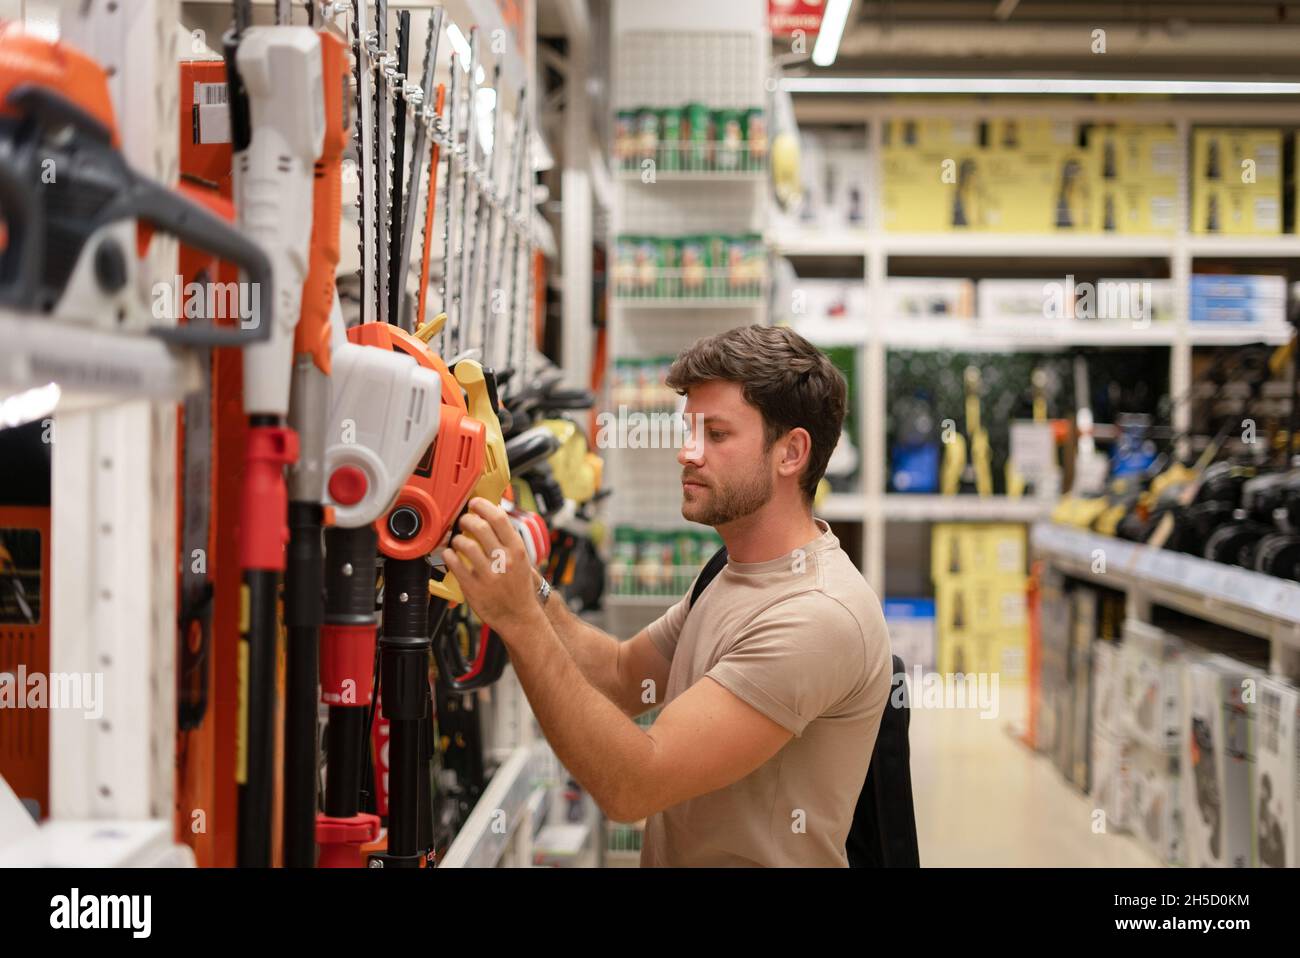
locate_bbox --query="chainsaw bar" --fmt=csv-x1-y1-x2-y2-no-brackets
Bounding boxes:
352,0,378,323
374,0,391,326
398,6,444,332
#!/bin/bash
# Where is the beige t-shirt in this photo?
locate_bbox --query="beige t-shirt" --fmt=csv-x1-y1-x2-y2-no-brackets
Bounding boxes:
639,519,892,867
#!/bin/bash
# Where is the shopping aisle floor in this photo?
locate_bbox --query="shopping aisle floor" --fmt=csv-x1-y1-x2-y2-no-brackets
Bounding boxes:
909,683,1160,867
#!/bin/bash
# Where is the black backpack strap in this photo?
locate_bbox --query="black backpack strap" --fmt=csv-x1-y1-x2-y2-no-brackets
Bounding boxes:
847,654,920,867
688,546,729,611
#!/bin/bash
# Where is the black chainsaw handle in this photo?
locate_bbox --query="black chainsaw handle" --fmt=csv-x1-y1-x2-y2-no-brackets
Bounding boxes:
433,610,509,693
0,83,273,348
125,174,275,349
0,99,48,310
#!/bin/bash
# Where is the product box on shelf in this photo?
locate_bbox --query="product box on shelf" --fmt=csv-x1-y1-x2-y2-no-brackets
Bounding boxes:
1094,123,1180,185
1192,127,1283,235
883,146,995,232
1189,273,1287,301
937,630,1003,677
1092,278,1176,325
984,144,1098,233
938,620,1028,681
989,116,1077,151
936,575,1028,634
793,130,867,232
932,523,1027,579
1097,181,1178,235
883,278,975,319
1067,589,1099,790
1193,128,1283,191
1090,726,1135,833
977,279,1054,325
788,279,868,329
1189,299,1287,325
883,597,936,673
1180,654,1263,868
1120,620,1187,754
1128,744,1185,865
1253,676,1299,868
883,115,982,151
1192,184,1282,235
1091,640,1125,739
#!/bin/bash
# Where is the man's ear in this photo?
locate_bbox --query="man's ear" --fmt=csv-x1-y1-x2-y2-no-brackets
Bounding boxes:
776,427,812,478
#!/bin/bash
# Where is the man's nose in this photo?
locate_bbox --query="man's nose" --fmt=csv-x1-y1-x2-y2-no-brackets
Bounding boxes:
678,435,703,466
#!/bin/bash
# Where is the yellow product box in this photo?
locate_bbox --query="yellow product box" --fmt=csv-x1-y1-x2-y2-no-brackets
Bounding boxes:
937,630,1025,679
1094,124,1180,185
931,523,979,580
931,523,1027,580
934,575,1028,641
976,523,1028,576
1192,182,1282,235
883,147,996,232
994,632,1028,682
980,144,1098,232
1096,181,1178,235
883,116,982,152
937,630,999,676
988,116,1076,151
1193,128,1282,191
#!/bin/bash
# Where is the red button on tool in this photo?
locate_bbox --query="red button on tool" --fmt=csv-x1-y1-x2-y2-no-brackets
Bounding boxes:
329,466,368,506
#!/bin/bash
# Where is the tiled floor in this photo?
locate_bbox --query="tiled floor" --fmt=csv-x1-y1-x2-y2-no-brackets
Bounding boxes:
909,683,1161,867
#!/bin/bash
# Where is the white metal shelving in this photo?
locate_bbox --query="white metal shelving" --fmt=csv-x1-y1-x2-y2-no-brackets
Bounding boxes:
1031,522,1300,677
884,494,1056,522
778,99,1300,597
605,2,770,600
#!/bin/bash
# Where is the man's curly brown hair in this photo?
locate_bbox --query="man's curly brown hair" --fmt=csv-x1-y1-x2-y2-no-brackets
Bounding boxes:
665,325,847,503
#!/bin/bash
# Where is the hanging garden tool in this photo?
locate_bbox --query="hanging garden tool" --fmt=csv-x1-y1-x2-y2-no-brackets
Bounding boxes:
224,0,325,868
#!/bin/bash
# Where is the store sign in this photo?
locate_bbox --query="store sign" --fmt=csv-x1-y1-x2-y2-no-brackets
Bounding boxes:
768,0,826,36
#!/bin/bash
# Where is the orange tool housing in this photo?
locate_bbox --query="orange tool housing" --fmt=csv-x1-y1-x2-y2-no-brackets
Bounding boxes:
346,323,485,561
0,23,117,140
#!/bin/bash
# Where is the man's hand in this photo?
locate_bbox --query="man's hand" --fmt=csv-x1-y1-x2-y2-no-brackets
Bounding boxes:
441,497,543,641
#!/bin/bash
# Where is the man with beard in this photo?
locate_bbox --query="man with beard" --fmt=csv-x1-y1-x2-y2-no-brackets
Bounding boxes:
444,325,892,866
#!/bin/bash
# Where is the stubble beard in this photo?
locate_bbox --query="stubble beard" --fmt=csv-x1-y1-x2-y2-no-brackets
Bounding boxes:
681,461,773,526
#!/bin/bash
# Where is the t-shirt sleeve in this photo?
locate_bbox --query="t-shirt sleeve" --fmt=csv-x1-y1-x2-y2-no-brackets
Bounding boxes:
705,595,864,736
643,592,690,662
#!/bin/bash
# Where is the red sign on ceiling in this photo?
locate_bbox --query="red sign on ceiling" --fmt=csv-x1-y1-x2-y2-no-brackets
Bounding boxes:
769,0,826,36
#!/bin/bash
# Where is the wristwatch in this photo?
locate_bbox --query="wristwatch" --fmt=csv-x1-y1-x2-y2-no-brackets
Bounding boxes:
535,574,552,608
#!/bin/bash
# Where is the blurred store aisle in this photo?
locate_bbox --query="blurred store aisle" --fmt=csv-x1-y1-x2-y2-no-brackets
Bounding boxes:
909,685,1161,868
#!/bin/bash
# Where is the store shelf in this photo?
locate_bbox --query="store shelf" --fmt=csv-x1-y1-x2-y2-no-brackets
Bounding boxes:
1188,235,1300,257
770,229,868,256
883,319,1178,350
819,493,868,521
883,494,1056,522
799,319,1294,350
880,233,1175,258
439,743,551,869
617,169,766,182
1031,522,1300,646
605,592,684,608
611,296,764,308
1187,323,1294,345
794,322,868,347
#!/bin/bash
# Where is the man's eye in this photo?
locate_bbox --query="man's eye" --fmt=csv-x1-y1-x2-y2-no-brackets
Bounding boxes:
709,431,725,441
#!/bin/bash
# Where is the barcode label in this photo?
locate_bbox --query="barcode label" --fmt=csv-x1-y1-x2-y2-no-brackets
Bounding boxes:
195,82,228,106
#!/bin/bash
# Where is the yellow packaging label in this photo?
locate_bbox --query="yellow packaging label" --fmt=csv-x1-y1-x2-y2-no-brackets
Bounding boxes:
1193,128,1282,189
1094,124,1180,185
1096,181,1178,235
1192,182,1282,235
985,145,1098,232
883,147,997,232
989,117,1076,151
239,582,250,635
236,638,249,785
